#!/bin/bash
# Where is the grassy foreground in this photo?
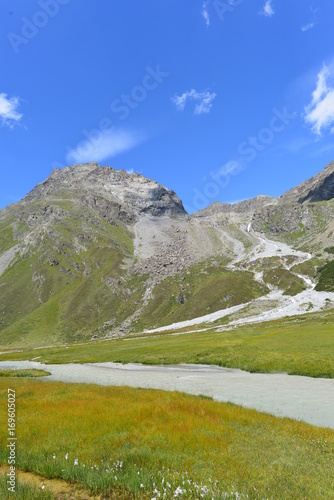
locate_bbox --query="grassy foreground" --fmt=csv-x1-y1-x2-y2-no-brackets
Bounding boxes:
0,369,50,378
1,313,333,378
0,378,333,499
0,473,54,499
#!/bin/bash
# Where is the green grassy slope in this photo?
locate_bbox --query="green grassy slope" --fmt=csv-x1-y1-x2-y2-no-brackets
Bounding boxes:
316,261,334,291
134,258,268,331
0,198,274,347
0,200,148,347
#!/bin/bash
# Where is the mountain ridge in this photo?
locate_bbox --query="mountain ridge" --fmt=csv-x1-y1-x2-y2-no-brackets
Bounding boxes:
0,160,334,347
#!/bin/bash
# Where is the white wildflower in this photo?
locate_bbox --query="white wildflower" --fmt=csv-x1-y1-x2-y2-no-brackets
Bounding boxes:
173,485,186,497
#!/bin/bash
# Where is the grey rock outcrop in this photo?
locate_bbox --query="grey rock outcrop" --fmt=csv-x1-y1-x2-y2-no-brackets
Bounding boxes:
23,163,186,222
280,161,334,204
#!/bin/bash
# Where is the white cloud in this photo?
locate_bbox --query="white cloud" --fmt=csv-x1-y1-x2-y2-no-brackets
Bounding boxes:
202,1,210,27
171,89,217,115
0,93,22,127
259,0,275,17
66,128,143,164
304,65,334,136
301,22,315,32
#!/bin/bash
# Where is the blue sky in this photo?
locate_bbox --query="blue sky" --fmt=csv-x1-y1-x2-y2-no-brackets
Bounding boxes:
1,0,334,213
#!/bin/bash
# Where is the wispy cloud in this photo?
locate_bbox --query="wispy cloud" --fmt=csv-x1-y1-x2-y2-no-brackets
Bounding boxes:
301,6,318,33
301,22,315,32
0,93,22,127
259,0,275,17
304,64,334,136
202,1,210,27
171,89,217,115
66,128,144,164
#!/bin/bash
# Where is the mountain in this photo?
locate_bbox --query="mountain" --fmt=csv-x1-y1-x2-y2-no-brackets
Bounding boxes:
251,162,334,250
24,163,186,221
280,161,334,203
0,161,333,348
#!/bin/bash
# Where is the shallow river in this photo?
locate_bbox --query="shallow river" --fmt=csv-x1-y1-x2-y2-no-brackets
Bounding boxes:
1,360,333,429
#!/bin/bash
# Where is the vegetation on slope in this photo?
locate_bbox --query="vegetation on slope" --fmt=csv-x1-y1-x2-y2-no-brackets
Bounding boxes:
316,261,334,292
262,266,306,296
135,258,269,331
0,201,149,347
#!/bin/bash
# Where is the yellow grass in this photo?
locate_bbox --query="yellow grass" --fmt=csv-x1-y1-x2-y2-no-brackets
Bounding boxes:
0,379,333,498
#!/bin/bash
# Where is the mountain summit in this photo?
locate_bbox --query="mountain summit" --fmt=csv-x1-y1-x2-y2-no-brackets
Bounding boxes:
24,163,186,221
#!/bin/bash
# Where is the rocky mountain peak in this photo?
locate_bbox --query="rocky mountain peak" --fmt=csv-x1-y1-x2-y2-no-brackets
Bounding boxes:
280,161,334,204
23,163,187,221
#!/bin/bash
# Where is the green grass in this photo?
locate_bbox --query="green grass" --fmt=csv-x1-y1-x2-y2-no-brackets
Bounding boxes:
1,312,334,378
262,266,306,296
0,201,149,347
0,369,50,378
0,473,54,499
135,258,268,331
0,378,333,499
0,220,15,254
316,261,334,292
291,257,324,279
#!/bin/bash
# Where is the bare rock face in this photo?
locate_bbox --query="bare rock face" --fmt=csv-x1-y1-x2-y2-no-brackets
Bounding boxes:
250,162,334,240
280,161,334,204
23,163,187,222
193,196,277,218
192,161,334,244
